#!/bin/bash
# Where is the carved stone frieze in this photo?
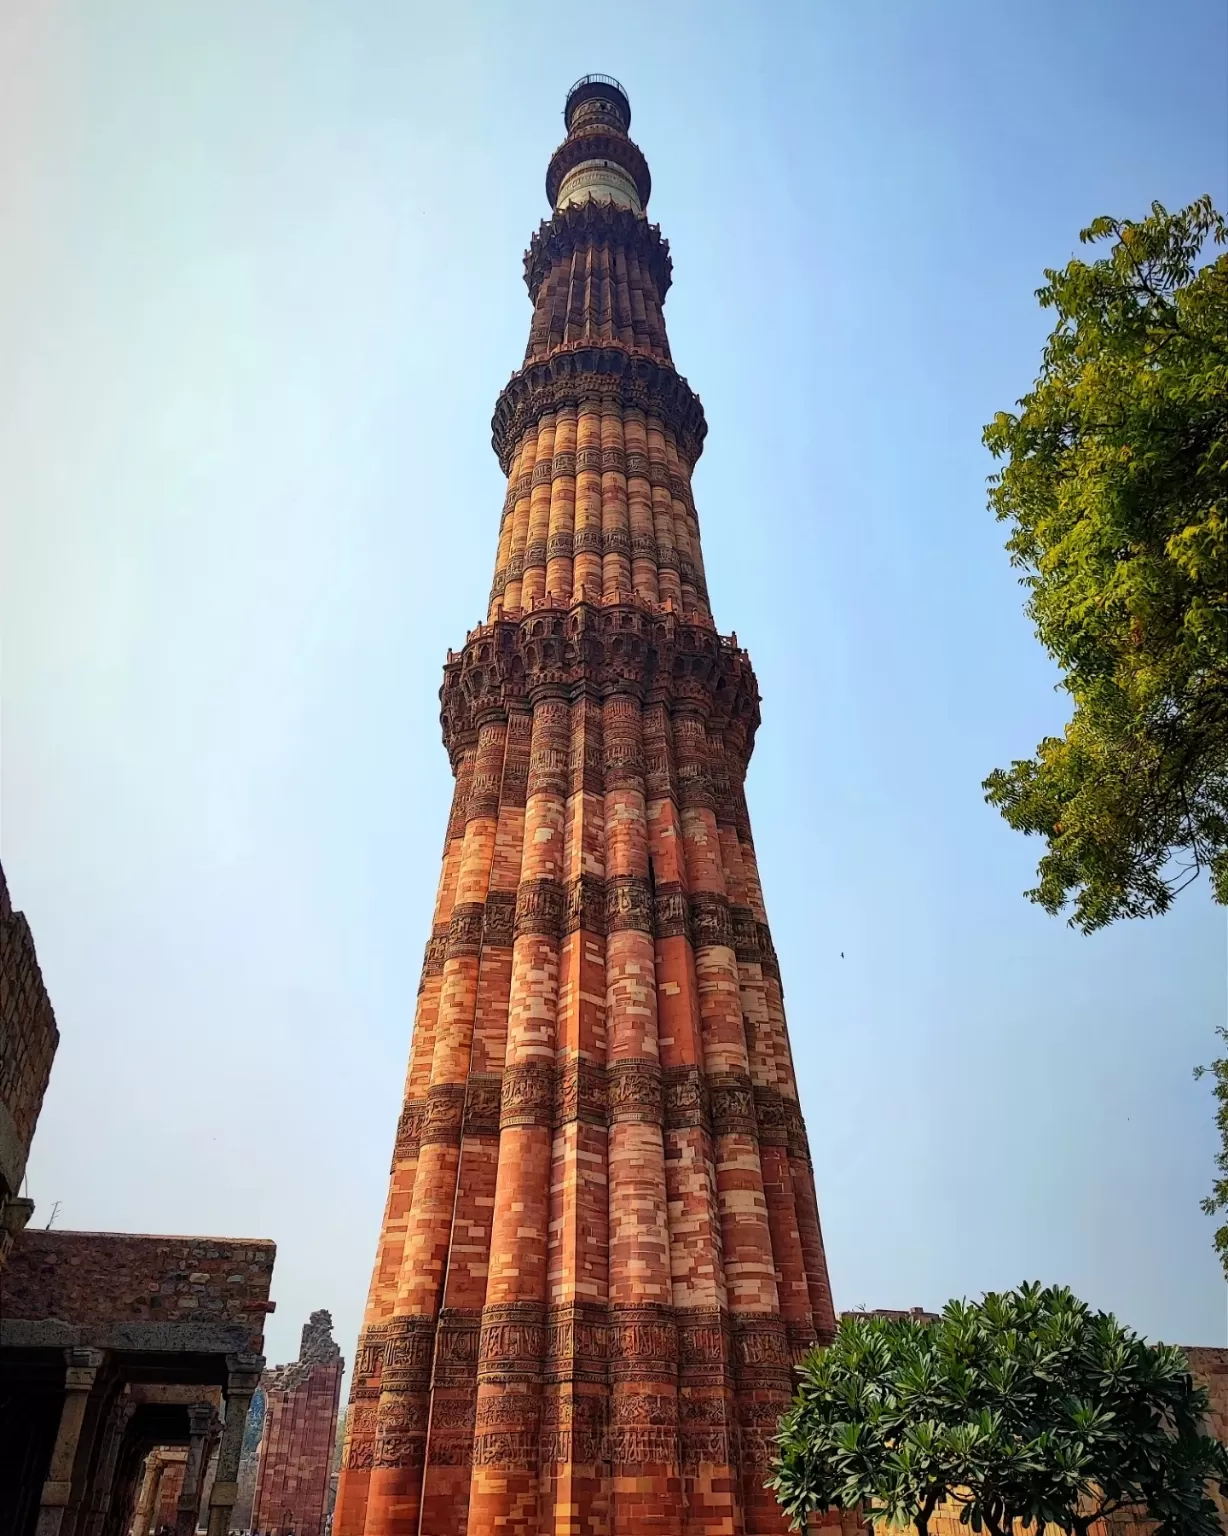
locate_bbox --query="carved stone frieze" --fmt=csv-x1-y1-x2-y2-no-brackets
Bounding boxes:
553,1057,608,1128
653,882,690,941
564,872,607,935
514,877,565,941
608,1305,678,1383
729,903,761,964
676,1309,730,1388
663,1065,709,1133
689,890,733,951
477,1301,547,1385
500,1060,554,1129
731,1314,793,1391
784,1098,811,1162
381,1315,436,1393
419,1082,466,1147
420,927,449,984
753,1084,789,1147
538,1389,607,1465
372,1385,427,1469
758,921,781,985
708,1072,757,1139
446,901,485,959
353,1323,388,1384
605,873,653,934
391,1100,424,1168
433,1308,482,1389
482,890,516,948
545,531,574,560
544,1301,609,1385
463,1075,502,1138
607,1057,663,1124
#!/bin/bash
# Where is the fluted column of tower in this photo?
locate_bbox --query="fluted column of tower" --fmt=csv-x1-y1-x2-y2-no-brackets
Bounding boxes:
335,75,837,1536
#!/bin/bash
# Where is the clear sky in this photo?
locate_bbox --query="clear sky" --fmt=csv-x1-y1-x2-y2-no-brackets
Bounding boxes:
3,0,1226,1373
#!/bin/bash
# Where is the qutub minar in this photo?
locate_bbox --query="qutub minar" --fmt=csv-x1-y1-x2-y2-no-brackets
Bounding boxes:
335,75,836,1536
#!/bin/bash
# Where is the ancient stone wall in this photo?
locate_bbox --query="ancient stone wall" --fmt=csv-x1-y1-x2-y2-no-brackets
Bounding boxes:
2,1229,275,1356
0,860,60,1260
251,1310,345,1536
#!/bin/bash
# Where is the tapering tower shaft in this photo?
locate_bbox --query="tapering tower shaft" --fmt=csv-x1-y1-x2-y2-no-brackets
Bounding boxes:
335,76,836,1536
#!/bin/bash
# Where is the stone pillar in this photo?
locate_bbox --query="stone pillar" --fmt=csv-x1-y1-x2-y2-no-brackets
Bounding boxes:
205,1356,264,1536
35,1347,106,1536
174,1404,216,1536
128,1454,160,1536
80,1397,136,1536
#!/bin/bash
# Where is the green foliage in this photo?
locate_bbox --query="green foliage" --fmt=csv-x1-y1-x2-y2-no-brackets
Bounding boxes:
983,197,1228,932
770,1282,1227,1536
1194,1027,1228,1279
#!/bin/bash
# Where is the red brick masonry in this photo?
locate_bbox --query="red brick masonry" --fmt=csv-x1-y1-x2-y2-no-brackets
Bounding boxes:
334,76,836,1536
251,1310,345,1536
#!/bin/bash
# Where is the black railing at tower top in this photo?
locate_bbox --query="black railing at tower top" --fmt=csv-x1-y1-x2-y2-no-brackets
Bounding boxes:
564,73,631,128
567,73,626,97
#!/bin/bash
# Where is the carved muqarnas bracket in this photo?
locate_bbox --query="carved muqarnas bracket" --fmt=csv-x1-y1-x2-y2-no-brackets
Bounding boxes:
440,601,760,768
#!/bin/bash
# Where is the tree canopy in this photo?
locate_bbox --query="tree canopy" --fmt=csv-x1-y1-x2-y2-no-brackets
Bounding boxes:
770,1282,1227,1535
983,197,1228,933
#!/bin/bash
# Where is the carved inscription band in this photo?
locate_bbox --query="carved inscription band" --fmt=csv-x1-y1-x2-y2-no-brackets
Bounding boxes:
392,1059,729,1154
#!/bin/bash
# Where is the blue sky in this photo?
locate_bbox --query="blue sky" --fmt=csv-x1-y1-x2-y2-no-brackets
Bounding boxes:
3,0,1225,1371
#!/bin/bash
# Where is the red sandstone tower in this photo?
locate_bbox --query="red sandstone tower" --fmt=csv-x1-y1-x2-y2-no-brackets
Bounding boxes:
335,75,836,1536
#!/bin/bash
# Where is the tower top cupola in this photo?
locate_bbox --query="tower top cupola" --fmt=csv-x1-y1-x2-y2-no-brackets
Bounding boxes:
547,73,651,215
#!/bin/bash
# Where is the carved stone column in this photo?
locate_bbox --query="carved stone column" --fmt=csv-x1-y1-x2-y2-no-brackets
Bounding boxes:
127,1454,159,1536
80,1396,136,1536
173,1404,216,1536
204,1355,263,1536
35,1347,106,1536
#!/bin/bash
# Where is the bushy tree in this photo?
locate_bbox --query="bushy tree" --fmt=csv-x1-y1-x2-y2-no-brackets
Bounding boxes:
770,1282,1227,1535
983,198,1228,933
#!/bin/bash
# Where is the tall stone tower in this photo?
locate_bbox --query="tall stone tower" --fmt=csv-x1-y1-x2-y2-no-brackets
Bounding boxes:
335,75,836,1536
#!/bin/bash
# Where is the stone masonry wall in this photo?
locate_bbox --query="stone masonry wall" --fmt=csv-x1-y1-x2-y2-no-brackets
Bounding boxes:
2,1229,275,1355
0,860,60,1251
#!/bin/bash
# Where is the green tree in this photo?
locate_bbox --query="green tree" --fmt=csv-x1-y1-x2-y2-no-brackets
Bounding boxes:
1194,1027,1228,1278
770,1283,1227,1535
983,197,1228,933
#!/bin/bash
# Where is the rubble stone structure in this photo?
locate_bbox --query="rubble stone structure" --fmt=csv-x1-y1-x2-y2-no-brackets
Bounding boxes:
249,1309,345,1536
0,860,60,1262
335,75,836,1536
